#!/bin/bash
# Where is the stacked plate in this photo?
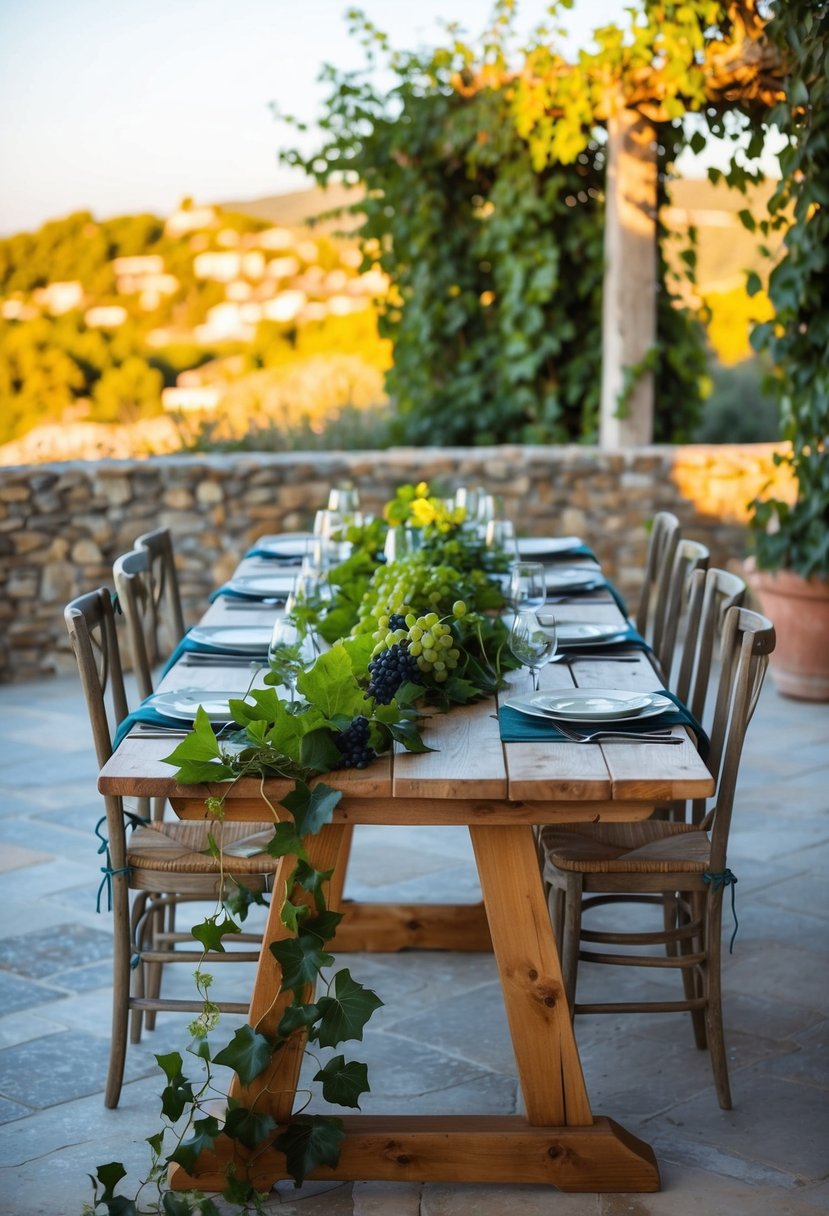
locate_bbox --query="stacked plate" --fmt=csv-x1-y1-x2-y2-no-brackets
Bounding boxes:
504,688,672,724
536,620,629,648
188,625,271,653
225,573,295,598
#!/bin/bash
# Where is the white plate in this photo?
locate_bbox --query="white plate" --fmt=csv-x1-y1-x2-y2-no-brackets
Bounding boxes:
188,626,272,653
227,573,296,597
543,567,602,592
148,689,248,723
251,537,311,558
535,620,628,648
504,690,672,724
517,536,585,557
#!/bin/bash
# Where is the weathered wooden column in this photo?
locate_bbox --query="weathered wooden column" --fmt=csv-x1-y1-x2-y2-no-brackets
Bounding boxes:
600,102,658,447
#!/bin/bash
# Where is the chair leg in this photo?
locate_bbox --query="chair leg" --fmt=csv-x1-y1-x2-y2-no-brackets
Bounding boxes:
107,874,131,1109
560,873,584,1015
547,883,565,947
704,890,733,1110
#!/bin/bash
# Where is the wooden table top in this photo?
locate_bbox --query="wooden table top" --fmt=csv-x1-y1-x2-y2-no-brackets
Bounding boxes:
98,562,714,822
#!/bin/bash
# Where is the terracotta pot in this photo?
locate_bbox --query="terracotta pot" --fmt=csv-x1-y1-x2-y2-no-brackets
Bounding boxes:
748,566,829,701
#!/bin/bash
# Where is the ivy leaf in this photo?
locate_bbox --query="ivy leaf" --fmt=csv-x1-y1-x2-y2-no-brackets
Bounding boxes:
386,718,433,753
191,914,240,954
280,780,342,837
280,897,309,934
221,1166,267,1209
167,1115,220,1174
275,1115,345,1187
301,909,344,944
314,1054,370,1108
158,1068,194,1123
211,1025,274,1085
160,708,237,783
277,1001,322,1037
222,1105,277,1150
223,883,268,923
90,1162,131,1208
315,969,383,1047
271,934,334,995
162,1194,208,1216
290,860,334,912
266,821,308,862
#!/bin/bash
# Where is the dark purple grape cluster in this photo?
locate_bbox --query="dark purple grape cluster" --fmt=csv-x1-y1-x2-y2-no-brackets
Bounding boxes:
334,715,376,769
387,613,408,632
366,642,421,704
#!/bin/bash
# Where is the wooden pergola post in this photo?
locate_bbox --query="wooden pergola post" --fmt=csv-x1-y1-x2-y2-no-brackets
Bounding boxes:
600,102,658,448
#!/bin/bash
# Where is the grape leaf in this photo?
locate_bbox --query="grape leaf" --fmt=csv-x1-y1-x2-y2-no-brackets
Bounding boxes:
271,935,334,995
314,969,383,1047
161,706,237,782
387,719,433,753
296,645,369,720
314,1055,369,1108
167,1115,220,1173
274,1115,345,1186
300,726,343,772
222,1105,277,1150
211,1025,274,1084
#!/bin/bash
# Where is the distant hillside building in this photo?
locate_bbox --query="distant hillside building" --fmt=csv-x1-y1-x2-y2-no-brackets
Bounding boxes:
165,204,218,237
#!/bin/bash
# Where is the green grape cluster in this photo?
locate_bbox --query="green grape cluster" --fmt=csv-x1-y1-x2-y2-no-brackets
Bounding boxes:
371,600,467,684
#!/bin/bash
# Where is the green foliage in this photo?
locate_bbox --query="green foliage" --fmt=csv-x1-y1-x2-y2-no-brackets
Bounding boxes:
692,357,780,444
747,1,829,578
279,4,715,444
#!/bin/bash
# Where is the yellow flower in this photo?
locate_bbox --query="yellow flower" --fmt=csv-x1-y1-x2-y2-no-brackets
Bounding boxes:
410,498,437,527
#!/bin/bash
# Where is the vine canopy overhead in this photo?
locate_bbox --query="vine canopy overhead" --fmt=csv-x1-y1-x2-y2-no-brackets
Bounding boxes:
277,1,783,446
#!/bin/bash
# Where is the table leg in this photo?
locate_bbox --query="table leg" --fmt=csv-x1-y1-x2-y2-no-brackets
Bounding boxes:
468,823,592,1127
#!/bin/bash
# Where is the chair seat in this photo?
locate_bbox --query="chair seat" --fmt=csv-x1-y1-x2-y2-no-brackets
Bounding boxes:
539,820,710,874
127,821,278,876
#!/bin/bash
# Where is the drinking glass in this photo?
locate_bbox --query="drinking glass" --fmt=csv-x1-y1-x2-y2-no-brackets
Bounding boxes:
508,561,547,611
484,518,518,562
509,610,557,691
328,485,360,514
267,619,320,702
383,524,420,563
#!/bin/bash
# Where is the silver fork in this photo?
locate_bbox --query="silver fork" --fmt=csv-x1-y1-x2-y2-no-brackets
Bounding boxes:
551,720,683,744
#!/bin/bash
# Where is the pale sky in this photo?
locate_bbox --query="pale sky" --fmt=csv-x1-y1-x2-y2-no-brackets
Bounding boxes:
0,0,633,235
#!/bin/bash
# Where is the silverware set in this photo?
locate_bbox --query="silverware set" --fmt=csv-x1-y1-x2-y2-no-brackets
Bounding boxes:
551,722,682,745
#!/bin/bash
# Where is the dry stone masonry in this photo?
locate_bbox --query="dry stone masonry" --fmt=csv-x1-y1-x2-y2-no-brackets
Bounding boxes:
0,444,792,682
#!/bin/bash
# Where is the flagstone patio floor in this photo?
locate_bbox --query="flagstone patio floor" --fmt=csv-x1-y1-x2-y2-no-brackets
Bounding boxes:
0,672,827,1215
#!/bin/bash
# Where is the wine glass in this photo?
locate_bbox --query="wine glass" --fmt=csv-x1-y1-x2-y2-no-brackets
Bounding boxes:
383,524,420,563
509,610,557,691
508,561,547,611
267,618,320,702
328,484,360,514
484,518,518,562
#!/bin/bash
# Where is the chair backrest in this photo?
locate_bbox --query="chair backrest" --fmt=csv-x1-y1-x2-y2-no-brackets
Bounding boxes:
653,538,710,682
635,511,681,639
674,566,747,721
112,548,159,701
64,588,129,768
135,527,185,649
696,605,775,870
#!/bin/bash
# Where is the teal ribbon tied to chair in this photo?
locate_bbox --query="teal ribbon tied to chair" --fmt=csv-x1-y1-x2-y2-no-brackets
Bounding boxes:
703,868,739,953
93,813,145,914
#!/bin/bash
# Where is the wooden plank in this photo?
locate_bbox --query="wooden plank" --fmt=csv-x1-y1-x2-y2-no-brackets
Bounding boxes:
169,1115,659,1193
392,696,507,800
229,822,345,1119
333,899,492,952
470,823,592,1127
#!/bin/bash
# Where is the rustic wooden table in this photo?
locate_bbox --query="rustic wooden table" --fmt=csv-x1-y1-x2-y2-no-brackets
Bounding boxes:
98,559,714,1193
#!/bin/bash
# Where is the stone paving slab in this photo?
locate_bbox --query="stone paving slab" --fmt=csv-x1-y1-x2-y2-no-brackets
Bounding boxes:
0,672,826,1215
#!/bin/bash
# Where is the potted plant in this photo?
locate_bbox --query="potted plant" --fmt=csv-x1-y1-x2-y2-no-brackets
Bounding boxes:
745,1,829,701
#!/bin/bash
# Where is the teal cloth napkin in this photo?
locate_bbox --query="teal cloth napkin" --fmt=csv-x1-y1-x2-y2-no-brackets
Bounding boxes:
545,576,628,616
244,547,303,562
499,690,709,758
160,630,269,677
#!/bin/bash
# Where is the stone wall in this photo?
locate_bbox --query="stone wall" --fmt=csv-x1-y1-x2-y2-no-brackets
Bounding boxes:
0,444,792,683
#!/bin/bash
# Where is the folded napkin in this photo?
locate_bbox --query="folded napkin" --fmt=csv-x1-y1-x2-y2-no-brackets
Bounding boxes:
545,577,628,616
113,702,197,748
160,631,269,677
499,690,709,758
518,537,597,562
244,547,303,563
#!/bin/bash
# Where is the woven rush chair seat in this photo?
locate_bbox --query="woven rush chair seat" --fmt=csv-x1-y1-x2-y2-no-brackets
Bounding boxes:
540,820,709,875
127,821,277,882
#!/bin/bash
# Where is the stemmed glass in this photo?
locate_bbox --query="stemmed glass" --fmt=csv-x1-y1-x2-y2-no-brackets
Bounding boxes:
509,610,558,691
508,561,547,611
267,618,320,703
484,518,518,562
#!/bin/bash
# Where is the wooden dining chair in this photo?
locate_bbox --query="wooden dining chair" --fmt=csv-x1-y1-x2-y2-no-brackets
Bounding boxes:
650,537,710,683
539,606,775,1109
674,566,747,725
634,510,681,647
114,527,187,699
64,587,277,1109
